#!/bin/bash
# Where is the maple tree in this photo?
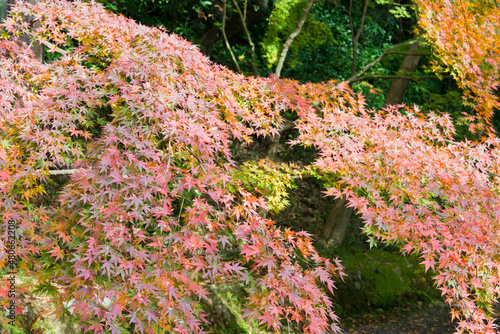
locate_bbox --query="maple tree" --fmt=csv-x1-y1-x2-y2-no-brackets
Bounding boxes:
415,0,500,131
0,1,344,333
0,1,499,334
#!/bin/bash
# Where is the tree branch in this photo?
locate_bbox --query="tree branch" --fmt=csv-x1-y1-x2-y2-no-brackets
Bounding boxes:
37,169,76,175
40,40,68,56
349,0,370,77
275,0,316,78
264,119,296,160
343,39,423,86
348,74,450,84
281,119,295,132
489,171,500,178
222,0,241,72
185,146,207,173
231,0,257,76
243,0,247,22
384,51,431,56
267,0,316,162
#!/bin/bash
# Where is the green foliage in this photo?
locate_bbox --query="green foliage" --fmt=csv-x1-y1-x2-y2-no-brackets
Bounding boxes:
280,0,406,83
375,0,413,18
231,160,299,213
6,1,500,333
319,246,441,316
3,324,26,334
261,0,333,69
201,282,263,334
93,0,215,41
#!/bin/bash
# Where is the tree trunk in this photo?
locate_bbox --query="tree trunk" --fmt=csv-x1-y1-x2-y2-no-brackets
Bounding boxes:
3,0,43,61
318,197,353,247
384,39,422,106
1,0,9,23
321,41,423,247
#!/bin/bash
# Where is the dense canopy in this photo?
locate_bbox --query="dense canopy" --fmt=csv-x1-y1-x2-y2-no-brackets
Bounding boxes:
0,1,499,333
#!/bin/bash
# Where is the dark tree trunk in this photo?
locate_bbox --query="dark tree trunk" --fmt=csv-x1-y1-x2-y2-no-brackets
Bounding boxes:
318,197,354,247
3,0,43,61
384,39,422,106
319,40,424,248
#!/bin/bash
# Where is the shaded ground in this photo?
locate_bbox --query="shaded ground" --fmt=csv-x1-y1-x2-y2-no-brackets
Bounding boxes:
341,304,457,334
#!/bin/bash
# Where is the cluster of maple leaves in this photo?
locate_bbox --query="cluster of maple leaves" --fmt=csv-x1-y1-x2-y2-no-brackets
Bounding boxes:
0,1,499,333
416,0,500,131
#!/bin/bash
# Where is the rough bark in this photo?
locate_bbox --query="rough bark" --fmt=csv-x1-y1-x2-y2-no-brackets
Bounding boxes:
319,197,354,247
384,39,422,106
263,121,294,161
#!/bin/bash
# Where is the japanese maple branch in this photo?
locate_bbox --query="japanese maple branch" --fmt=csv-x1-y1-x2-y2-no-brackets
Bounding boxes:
222,0,241,72
45,169,76,175
185,146,207,173
384,51,431,56
166,137,172,171
489,171,500,178
275,0,316,78
230,0,257,76
40,40,68,56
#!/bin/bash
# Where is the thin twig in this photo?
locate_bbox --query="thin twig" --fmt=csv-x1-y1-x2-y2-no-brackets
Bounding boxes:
231,0,258,76
340,39,425,87
185,146,207,173
178,196,185,221
346,74,450,84
349,0,370,77
348,0,354,56
222,0,241,72
489,171,500,178
384,51,431,56
243,0,247,22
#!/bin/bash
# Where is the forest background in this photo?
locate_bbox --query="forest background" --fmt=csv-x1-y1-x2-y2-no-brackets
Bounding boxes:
1,0,500,333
